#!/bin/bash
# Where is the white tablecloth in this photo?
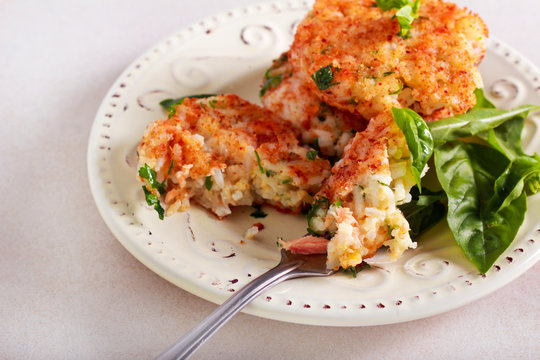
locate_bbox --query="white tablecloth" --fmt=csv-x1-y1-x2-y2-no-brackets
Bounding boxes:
1,0,539,358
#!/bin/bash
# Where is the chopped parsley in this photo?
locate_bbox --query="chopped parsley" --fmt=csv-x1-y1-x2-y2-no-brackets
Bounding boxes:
254,150,264,174
389,83,404,95
375,0,421,39
333,197,342,208
282,179,292,184
167,160,175,176
387,225,395,238
259,73,283,97
306,196,329,234
383,71,395,77
250,204,268,218
341,262,371,278
265,169,276,177
307,150,318,160
142,186,165,220
377,180,391,188
321,44,334,54
204,175,213,191
159,94,216,118
312,138,320,152
139,163,165,195
311,65,340,90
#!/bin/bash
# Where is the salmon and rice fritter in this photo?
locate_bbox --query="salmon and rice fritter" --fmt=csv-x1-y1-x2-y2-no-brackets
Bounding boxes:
137,0,488,271
290,0,487,120
261,52,366,158
138,94,331,219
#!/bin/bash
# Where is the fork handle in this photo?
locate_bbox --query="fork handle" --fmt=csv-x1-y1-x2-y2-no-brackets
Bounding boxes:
155,259,303,360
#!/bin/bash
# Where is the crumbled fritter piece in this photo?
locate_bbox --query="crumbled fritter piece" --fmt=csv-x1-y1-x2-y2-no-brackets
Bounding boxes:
137,94,332,218
260,52,366,157
285,112,417,270
290,0,488,120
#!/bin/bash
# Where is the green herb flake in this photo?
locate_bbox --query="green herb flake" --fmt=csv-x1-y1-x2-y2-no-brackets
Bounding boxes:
254,150,264,174
204,175,213,191
167,160,175,176
375,0,422,39
250,204,268,218
208,99,218,108
282,179,292,184
306,196,329,234
389,83,404,95
311,65,340,90
265,169,277,177
383,71,395,77
159,94,216,118
142,186,165,220
312,138,320,152
340,262,371,278
259,73,283,97
321,44,334,54
377,180,391,188
387,225,395,238
139,163,165,194
307,150,318,161
334,197,342,208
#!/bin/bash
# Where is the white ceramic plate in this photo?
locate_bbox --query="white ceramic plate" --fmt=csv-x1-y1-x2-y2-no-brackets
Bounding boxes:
87,0,540,326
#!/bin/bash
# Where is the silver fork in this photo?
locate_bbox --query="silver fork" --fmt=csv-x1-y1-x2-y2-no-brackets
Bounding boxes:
156,248,335,360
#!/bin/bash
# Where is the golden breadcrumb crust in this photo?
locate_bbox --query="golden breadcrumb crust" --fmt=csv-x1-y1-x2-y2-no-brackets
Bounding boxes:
290,0,488,120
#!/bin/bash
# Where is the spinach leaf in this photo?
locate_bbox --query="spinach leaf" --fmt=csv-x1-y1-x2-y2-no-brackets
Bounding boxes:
434,141,526,274
472,88,495,109
478,116,527,160
428,105,538,143
159,94,216,118
398,186,446,238
391,108,433,191
486,156,540,214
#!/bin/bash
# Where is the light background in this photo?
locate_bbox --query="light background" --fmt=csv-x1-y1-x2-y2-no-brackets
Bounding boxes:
1,0,539,358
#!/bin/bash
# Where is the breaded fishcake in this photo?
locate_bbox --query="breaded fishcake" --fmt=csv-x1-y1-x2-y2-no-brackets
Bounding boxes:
138,94,331,218
260,52,366,157
290,0,488,120
282,112,417,269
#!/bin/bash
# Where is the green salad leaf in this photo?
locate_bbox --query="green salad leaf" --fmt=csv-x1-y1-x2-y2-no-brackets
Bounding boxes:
428,105,539,143
391,107,434,191
472,88,496,109
398,186,446,238
434,142,526,273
